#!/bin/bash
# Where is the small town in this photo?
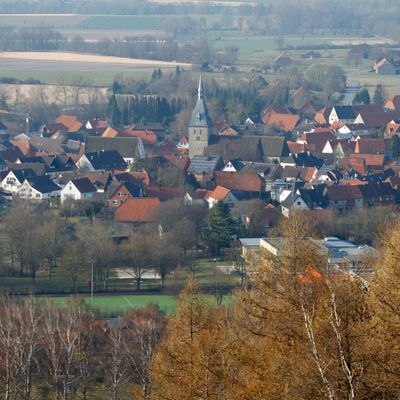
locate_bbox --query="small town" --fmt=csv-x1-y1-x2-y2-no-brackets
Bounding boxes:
1,0,400,398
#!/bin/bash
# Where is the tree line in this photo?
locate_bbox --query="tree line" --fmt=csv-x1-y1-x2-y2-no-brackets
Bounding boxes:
149,211,400,399
0,0,399,39
0,298,166,400
1,199,242,293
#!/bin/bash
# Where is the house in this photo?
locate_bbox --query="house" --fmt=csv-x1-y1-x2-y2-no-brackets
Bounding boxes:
85,118,108,131
354,111,400,129
326,185,364,210
262,106,293,124
259,137,290,163
115,198,161,223
177,136,189,149
385,95,400,112
132,122,166,142
334,123,369,138
183,189,208,206
222,159,244,172
280,192,310,218
187,155,224,181
217,125,241,136
358,182,396,207
329,106,356,124
17,176,61,200
214,171,264,198
384,119,400,137
266,113,300,132
290,86,312,110
314,107,333,125
273,52,293,70
85,136,145,165
205,186,237,208
29,136,64,155
108,181,144,207
54,115,83,132
374,58,396,75
76,151,127,172
0,169,38,194
60,178,97,204
354,138,387,154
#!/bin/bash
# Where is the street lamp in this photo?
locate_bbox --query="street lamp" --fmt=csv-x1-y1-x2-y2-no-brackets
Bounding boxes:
89,260,95,317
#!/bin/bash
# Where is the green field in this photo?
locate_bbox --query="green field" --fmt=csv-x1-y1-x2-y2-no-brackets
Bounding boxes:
49,294,178,315
0,70,149,85
43,293,232,316
76,15,166,30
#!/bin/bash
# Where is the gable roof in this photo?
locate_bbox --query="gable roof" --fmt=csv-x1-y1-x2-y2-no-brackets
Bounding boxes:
54,115,83,132
207,186,231,201
85,136,144,159
267,113,300,132
25,175,61,194
70,177,97,194
332,106,355,120
355,138,386,154
83,151,127,170
188,156,222,174
259,136,290,158
115,198,160,222
30,136,64,154
214,171,263,192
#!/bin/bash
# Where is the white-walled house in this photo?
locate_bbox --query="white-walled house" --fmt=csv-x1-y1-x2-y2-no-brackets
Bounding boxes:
206,186,237,208
1,170,37,194
17,176,61,200
61,178,97,204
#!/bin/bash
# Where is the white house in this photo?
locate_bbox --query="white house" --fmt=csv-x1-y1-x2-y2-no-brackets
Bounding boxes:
61,177,97,204
17,176,61,200
1,170,36,194
206,186,237,208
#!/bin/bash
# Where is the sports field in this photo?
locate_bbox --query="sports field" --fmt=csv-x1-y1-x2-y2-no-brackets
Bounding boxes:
50,294,178,315
43,294,232,316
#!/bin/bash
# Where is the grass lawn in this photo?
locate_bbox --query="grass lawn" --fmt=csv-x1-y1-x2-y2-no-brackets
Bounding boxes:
49,294,178,315
41,293,232,317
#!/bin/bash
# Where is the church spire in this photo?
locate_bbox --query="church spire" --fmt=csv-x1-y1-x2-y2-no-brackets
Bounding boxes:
198,75,204,100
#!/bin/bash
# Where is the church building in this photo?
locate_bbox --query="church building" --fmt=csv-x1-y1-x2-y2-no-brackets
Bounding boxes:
188,76,212,159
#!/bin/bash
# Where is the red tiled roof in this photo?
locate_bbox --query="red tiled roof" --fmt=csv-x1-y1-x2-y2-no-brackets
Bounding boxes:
54,115,82,132
147,185,181,201
287,141,305,154
355,138,386,154
115,198,160,222
121,130,157,145
215,171,263,192
268,113,300,132
350,153,385,166
10,139,35,156
207,186,231,201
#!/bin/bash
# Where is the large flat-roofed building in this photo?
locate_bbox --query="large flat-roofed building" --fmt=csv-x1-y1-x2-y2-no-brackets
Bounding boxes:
240,236,377,274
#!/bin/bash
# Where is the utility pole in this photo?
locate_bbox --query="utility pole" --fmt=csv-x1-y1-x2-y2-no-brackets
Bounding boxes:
90,260,95,318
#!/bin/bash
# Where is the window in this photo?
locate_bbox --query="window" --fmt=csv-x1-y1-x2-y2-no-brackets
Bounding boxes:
196,136,200,141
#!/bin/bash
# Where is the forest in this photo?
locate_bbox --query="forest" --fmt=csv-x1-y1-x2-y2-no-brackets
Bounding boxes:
2,211,400,399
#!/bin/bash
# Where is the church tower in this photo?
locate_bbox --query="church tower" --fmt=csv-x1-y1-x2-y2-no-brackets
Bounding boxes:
188,76,212,159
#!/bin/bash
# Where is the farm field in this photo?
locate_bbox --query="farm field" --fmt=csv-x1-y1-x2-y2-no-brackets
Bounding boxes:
0,52,190,85
0,70,148,86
